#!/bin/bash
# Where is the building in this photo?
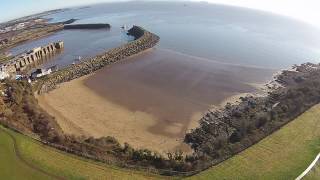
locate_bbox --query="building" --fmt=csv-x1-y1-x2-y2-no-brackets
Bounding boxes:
0,65,10,80
0,41,64,78
31,65,57,79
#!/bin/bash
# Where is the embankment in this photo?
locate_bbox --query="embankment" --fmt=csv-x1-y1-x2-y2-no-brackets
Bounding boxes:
64,23,110,29
37,26,160,94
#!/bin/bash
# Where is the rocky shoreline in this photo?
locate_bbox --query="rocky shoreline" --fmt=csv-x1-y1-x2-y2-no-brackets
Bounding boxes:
36,26,160,94
184,62,320,173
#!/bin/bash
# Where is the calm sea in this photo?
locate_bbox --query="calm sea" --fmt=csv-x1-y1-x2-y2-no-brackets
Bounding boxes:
44,1,320,68
9,1,320,69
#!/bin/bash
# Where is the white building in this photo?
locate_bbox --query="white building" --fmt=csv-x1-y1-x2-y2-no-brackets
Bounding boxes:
16,23,25,30
0,71,9,80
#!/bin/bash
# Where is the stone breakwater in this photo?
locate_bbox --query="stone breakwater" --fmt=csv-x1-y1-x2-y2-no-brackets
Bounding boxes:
37,26,160,94
64,23,111,29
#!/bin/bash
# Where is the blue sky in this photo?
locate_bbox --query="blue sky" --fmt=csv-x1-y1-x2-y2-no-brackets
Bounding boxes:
0,0,110,22
1,0,320,28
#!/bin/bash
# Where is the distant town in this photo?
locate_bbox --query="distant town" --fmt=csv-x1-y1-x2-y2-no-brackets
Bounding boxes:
0,9,66,80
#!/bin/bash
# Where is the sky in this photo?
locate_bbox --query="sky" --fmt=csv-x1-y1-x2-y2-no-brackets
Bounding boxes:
0,0,320,28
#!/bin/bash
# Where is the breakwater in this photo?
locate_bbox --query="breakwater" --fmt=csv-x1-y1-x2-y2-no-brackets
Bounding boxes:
37,26,159,93
127,26,144,39
64,23,110,29
60,18,78,25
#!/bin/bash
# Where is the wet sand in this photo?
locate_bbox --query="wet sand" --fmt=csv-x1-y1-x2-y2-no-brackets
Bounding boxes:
38,48,276,153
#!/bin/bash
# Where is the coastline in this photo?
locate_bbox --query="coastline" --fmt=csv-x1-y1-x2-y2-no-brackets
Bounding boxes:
0,25,63,53
1,3,320,176
37,74,196,154
37,74,262,154
36,48,275,154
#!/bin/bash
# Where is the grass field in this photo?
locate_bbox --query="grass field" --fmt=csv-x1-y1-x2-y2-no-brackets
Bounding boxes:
189,104,320,180
1,104,320,179
0,126,165,180
0,129,53,180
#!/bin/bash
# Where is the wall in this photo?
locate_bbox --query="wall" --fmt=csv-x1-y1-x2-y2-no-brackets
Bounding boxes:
1,41,64,73
64,24,111,29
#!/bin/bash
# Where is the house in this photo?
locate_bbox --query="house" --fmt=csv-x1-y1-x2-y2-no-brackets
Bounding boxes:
0,72,9,80
0,68,9,80
31,68,51,79
30,65,57,79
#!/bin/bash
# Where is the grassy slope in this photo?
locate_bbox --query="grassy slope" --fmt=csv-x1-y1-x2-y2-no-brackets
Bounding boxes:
189,104,320,180
1,104,320,180
0,127,164,180
0,130,54,180
304,162,320,180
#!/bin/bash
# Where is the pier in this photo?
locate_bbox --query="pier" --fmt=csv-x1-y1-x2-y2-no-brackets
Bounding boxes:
0,41,64,74
64,24,110,30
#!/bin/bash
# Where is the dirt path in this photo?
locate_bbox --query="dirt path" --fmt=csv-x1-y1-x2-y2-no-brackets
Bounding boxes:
0,128,65,180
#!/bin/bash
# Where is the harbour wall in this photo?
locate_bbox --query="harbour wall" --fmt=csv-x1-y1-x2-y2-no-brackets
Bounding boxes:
1,41,64,73
37,26,160,94
64,23,111,29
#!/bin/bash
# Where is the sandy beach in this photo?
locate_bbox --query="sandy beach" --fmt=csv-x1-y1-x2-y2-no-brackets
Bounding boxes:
37,48,275,153
38,75,198,153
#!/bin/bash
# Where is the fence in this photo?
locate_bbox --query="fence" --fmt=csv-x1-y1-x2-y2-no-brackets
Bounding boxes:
296,153,320,180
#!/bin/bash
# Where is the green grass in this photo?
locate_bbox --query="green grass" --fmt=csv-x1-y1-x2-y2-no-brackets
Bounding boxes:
189,104,320,180
1,104,320,180
0,126,164,180
0,130,54,180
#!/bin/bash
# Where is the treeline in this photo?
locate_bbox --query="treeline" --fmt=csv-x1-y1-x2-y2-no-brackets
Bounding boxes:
0,80,64,142
184,63,320,170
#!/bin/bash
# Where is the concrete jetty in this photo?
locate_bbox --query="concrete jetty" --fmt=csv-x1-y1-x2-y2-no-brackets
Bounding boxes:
64,24,110,30
1,41,64,74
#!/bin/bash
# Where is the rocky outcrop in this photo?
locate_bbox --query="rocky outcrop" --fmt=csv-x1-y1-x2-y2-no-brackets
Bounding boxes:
127,25,145,39
184,63,320,173
37,26,159,94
